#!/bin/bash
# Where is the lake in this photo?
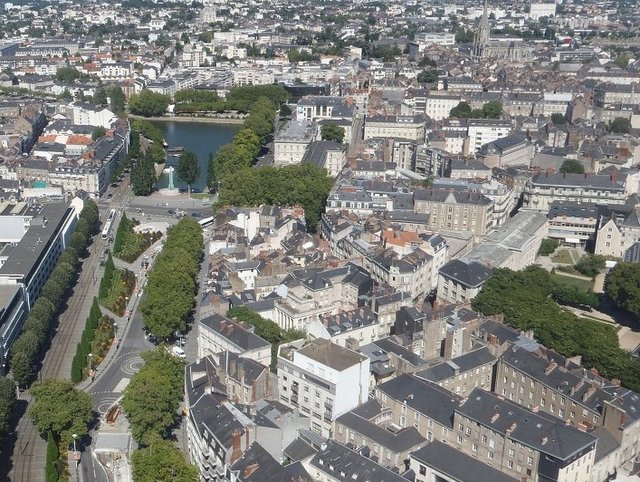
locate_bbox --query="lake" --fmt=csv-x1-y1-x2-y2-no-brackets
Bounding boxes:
150,120,240,192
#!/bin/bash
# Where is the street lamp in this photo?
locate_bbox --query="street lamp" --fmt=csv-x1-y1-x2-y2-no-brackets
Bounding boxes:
113,322,118,336
72,433,77,455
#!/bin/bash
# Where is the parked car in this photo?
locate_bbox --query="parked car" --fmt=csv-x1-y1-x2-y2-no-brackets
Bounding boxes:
171,346,186,359
168,209,176,215
191,212,202,218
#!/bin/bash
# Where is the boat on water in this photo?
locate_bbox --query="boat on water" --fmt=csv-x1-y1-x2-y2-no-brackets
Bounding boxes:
162,139,168,147
167,146,185,153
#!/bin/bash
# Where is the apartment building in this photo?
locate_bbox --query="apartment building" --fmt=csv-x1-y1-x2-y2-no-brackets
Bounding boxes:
416,346,496,397
306,307,385,349
594,203,640,261
277,339,370,437
453,389,597,482
495,344,640,478
364,114,426,142
476,134,534,169
374,374,462,444
425,93,461,121
296,96,355,122
273,120,315,167
413,188,494,239
523,172,628,210
197,313,271,366
466,119,511,155
437,259,493,305
333,399,427,471
411,441,518,482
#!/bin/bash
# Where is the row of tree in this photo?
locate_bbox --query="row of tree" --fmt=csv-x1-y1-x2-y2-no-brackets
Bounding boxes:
140,218,203,340
98,254,117,300
217,162,334,232
449,100,503,119
70,298,103,383
129,89,171,117
471,266,640,391
11,200,99,388
123,349,198,480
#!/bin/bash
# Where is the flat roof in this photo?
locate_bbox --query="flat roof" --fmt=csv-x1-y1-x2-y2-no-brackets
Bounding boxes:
296,338,367,371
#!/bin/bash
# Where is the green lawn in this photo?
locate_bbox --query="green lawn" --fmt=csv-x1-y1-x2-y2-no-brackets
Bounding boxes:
551,272,593,291
551,249,574,264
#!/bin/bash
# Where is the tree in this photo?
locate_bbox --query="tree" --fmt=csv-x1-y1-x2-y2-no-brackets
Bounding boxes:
551,113,566,125
122,350,185,445
54,66,81,83
538,238,559,256
45,431,60,482
130,155,157,196
60,89,73,102
93,87,108,106
109,86,126,115
129,90,170,117
450,101,472,118
131,437,199,482
40,279,66,308
482,100,503,119
417,69,438,84
198,31,212,43
610,117,631,134
0,377,16,436
605,262,640,318
30,379,94,444
320,124,346,143
92,126,107,140
177,150,200,196
69,231,89,257
560,159,585,174
418,55,436,67
279,104,292,119
575,254,606,277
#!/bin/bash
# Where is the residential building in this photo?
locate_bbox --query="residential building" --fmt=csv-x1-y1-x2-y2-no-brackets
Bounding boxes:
364,115,426,142
273,120,315,167
524,172,628,210
547,201,599,247
415,346,496,396
437,259,493,305
594,203,640,260
197,313,271,366
466,119,511,155
301,141,346,177
476,134,534,169
425,93,461,121
229,443,312,482
453,388,597,482
333,399,427,470
411,441,518,482
277,339,370,437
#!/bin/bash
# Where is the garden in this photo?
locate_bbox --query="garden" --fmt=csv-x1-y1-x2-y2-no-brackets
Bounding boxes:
113,213,162,263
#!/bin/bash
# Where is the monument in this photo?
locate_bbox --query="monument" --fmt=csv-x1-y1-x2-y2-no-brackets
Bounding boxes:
159,165,180,196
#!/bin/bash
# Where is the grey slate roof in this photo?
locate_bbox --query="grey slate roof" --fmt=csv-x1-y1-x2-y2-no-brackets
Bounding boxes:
438,259,493,288
199,314,270,352
411,441,518,482
310,440,407,482
376,374,461,428
335,411,426,452
458,388,597,461
230,443,313,482
416,347,496,383
530,172,626,191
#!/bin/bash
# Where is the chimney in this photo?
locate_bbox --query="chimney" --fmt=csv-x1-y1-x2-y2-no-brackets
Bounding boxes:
583,385,597,402
491,413,500,423
506,422,517,435
541,436,548,445
544,362,557,375
230,430,243,464
243,464,260,479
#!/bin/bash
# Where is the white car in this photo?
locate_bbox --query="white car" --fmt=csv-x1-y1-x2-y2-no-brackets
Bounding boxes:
171,346,186,359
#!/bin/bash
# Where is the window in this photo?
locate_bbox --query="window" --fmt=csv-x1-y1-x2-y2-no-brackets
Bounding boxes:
457,435,463,444
466,427,472,436
488,452,494,460
509,449,515,458
489,439,495,449
419,466,426,476
527,456,534,466
459,423,464,432
481,435,487,443
472,443,478,452
508,460,514,469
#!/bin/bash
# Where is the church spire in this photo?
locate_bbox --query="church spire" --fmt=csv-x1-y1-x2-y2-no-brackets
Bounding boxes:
473,0,491,59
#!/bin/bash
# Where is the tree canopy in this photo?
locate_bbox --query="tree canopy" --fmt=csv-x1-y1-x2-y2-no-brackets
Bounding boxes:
130,155,157,196
320,124,346,143
610,117,631,134
218,162,333,232
122,350,185,445
472,266,640,390
129,90,170,117
605,262,640,318
131,436,199,482
417,69,438,84
560,159,585,174
29,379,94,444
140,219,203,339
449,100,502,119
177,150,200,195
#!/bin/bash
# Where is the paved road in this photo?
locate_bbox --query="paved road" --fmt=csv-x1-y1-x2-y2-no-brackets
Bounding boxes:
9,182,132,482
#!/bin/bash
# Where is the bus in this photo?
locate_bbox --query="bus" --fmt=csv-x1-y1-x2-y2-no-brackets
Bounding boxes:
198,216,214,228
101,209,117,240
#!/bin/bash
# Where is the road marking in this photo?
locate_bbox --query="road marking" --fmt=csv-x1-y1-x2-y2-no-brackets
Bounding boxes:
113,378,130,393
